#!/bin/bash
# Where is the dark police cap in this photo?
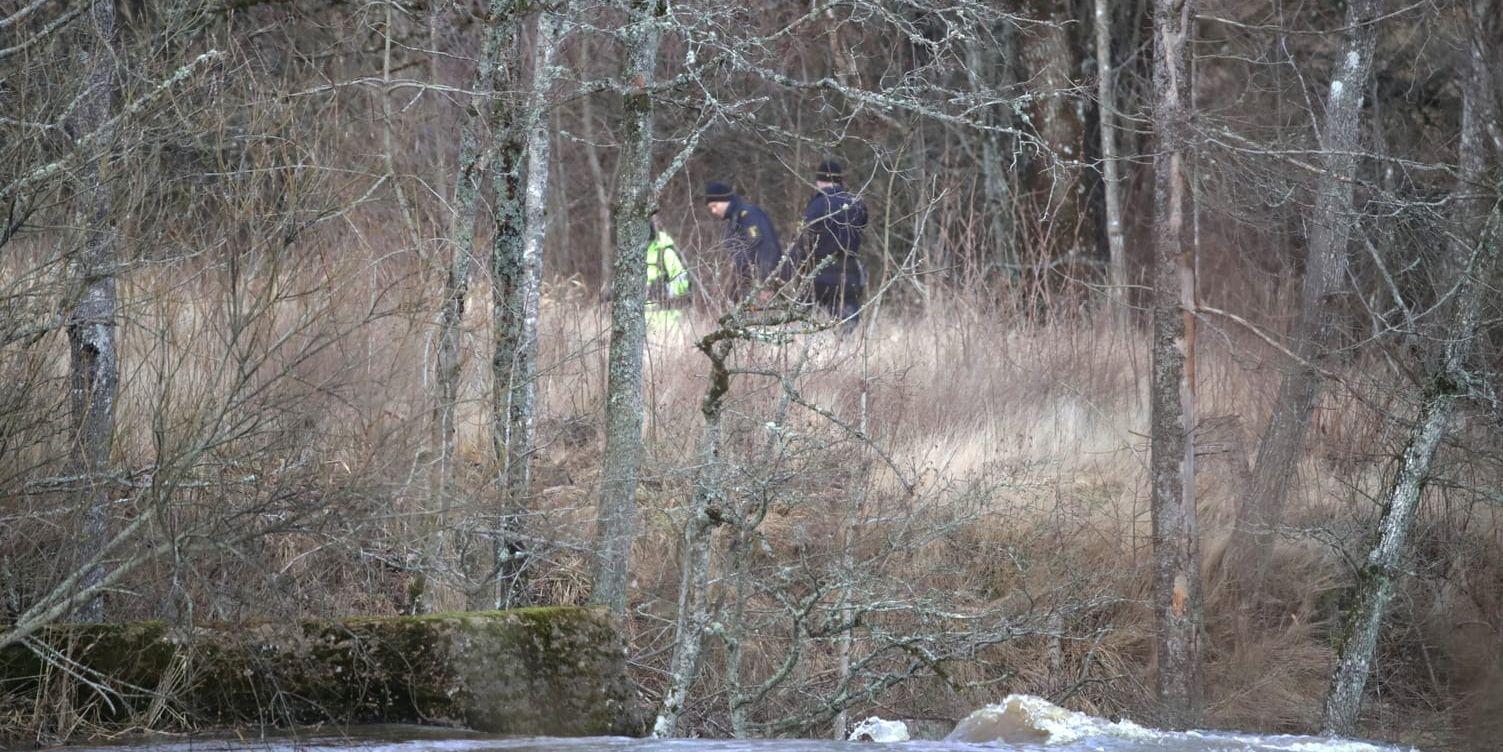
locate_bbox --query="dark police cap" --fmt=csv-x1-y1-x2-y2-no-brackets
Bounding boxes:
705,181,734,202
815,159,844,181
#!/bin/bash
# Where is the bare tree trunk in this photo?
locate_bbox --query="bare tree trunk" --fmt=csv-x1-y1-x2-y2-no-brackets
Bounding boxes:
476,3,565,612
1235,0,1384,579
653,331,734,738
67,0,120,623
832,337,871,740
1324,7,1499,732
1094,0,1127,303
1148,0,1203,728
1321,285,1491,734
478,130,523,610
591,0,666,615
964,24,1018,271
379,3,421,250
1323,201,1499,736
577,53,616,289
1019,1,1085,265
426,0,516,612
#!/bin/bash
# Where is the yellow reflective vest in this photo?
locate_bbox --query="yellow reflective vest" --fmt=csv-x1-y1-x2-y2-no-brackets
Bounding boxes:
646,229,689,299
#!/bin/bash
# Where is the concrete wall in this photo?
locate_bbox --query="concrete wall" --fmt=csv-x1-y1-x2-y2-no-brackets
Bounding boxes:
0,607,642,738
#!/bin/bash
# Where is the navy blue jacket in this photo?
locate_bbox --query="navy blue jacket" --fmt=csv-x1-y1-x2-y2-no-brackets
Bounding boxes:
724,195,785,284
799,186,868,284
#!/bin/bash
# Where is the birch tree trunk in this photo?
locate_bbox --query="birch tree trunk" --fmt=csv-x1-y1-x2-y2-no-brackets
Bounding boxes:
1235,0,1384,580
426,0,516,611
652,332,734,738
591,0,666,615
1323,200,1499,736
1321,277,1491,735
1094,0,1128,303
1148,0,1203,728
68,0,120,623
1323,8,1499,732
479,3,565,611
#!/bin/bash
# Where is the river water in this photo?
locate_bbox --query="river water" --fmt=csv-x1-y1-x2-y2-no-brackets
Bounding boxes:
54,696,1415,752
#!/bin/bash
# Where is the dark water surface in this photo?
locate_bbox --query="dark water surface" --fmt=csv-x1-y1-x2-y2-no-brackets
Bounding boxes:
53,723,1415,752
50,695,1414,752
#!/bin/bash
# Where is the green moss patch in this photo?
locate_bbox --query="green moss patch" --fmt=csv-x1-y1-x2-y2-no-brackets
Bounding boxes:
0,607,641,742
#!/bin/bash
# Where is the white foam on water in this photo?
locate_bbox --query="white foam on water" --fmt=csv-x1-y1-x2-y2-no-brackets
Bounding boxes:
848,717,911,742
946,694,1158,746
943,696,1416,751
1247,737,1411,752
1173,728,1414,752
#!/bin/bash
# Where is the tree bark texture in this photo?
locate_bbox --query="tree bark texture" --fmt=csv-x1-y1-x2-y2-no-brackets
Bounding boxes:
427,0,516,610
1236,0,1384,579
67,0,121,624
1148,0,1203,728
478,3,565,611
591,0,666,616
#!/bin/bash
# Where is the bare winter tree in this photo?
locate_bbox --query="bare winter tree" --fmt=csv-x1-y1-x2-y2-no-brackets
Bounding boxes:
427,0,520,610
1323,1,1501,732
481,1,568,610
64,0,121,623
963,20,1021,272
1147,0,1203,728
1093,0,1127,304
1324,191,1500,735
1233,0,1386,583
650,310,744,738
592,0,668,615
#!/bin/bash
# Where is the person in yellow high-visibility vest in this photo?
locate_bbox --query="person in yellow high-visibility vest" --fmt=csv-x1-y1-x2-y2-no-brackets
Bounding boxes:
645,213,690,330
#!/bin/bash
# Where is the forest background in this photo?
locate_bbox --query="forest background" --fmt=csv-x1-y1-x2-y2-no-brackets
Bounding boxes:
3,0,1503,749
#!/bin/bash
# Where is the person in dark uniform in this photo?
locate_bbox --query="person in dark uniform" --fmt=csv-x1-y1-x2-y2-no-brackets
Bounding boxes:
797,160,868,329
704,181,785,298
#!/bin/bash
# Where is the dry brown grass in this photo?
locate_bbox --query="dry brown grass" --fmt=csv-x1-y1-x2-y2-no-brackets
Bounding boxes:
5,246,1501,747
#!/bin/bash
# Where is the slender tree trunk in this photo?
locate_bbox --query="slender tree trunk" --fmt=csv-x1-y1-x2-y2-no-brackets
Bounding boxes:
426,0,516,611
1324,8,1499,732
379,4,421,250
724,522,752,738
591,0,666,615
1321,309,1488,734
1323,199,1499,737
964,24,1018,272
1148,0,1203,728
1235,0,1384,580
724,339,811,739
578,51,616,289
479,4,565,611
652,333,734,738
832,337,871,739
1094,0,1128,303
1019,1,1085,265
68,0,120,623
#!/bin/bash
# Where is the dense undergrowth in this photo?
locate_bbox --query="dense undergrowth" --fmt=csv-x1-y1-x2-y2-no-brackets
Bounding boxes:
5,265,1500,748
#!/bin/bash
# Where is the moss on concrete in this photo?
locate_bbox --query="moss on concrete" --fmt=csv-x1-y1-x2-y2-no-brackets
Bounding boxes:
0,607,642,741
